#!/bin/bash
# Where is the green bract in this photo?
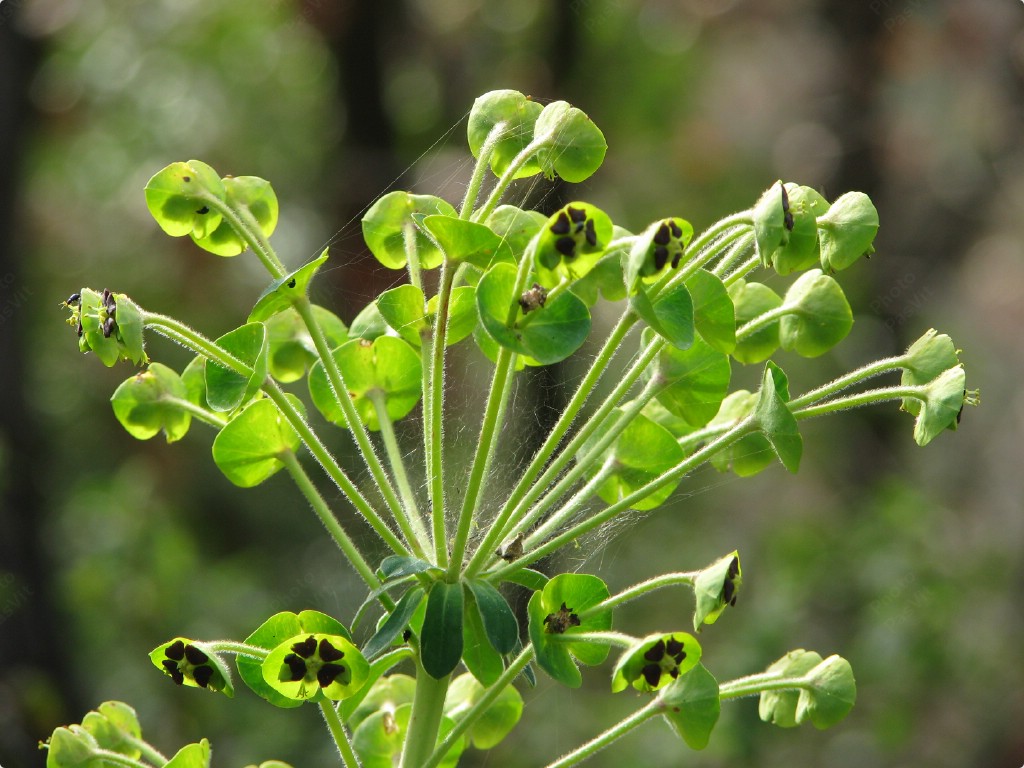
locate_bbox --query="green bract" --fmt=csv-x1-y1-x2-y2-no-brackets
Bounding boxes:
778,269,853,357
361,191,456,270
623,217,693,289
758,650,856,730
658,663,721,750
754,362,802,473
264,305,348,383
527,574,612,688
353,704,464,768
111,362,191,442
249,249,330,322
817,191,879,271
192,175,279,257
532,100,608,183
467,89,544,180
150,638,234,697
692,551,742,630
611,632,701,693
212,395,303,487
771,185,829,275
308,336,422,430
445,673,524,750
238,610,352,708
262,632,368,702
900,328,960,417
535,202,614,286
730,279,782,364
648,329,731,428
144,159,226,239
80,701,142,759
205,322,269,412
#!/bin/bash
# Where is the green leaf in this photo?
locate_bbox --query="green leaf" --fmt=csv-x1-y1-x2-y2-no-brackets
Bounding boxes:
81,701,142,758
205,322,269,412
110,363,191,442
238,610,352,709
45,726,98,768
344,673,417,730
262,632,368,702
379,555,442,581
164,740,212,768
150,638,234,697
659,663,721,750
758,649,823,728
779,269,853,357
308,336,422,431
461,591,505,685
692,551,741,630
527,574,612,687
580,408,685,512
571,250,627,306
362,586,424,661
899,328,961,417
708,391,774,477
467,89,544,180
909,365,968,446
686,268,736,354
349,300,390,340
476,262,591,365
144,160,225,239
445,673,524,750
212,396,302,487
754,362,802,472
532,100,608,183
818,191,879,272
611,632,701,693
248,249,330,322
770,185,829,275
486,205,548,255
730,279,782,365
421,581,465,679
631,282,694,350
648,329,732,428
423,215,504,268
501,568,548,592
377,284,429,346
534,202,614,286
264,305,348,383
796,655,857,729
191,175,279,257
362,191,456,270
466,580,519,655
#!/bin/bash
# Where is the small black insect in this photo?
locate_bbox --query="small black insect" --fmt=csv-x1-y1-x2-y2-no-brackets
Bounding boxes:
65,293,81,307
195,206,209,215
781,185,794,231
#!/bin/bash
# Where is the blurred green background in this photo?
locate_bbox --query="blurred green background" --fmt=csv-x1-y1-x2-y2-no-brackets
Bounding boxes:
1,1,1022,766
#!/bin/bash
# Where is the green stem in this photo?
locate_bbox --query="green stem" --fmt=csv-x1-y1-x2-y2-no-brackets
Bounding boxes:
204,193,287,278
142,312,249,374
721,253,761,286
735,305,790,340
162,396,227,428
788,355,906,409
88,751,152,768
399,668,451,768
718,671,811,700
582,572,697,619
278,450,385,597
460,121,505,219
524,461,615,547
519,371,665,545
293,298,409,538
548,631,635,649
405,222,422,291
204,640,269,660
448,342,517,577
472,137,547,223
793,385,921,420
428,261,457,567
489,418,753,581
368,390,431,554
710,231,755,278
120,737,167,767
423,647,535,768
320,701,360,768
543,699,661,768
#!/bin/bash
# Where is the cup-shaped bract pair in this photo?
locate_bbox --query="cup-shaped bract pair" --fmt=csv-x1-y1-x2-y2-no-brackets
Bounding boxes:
150,638,234,697
145,159,278,256
758,650,856,730
534,201,614,285
68,288,147,368
692,551,742,630
263,633,368,702
900,329,976,445
611,631,702,693
468,89,608,184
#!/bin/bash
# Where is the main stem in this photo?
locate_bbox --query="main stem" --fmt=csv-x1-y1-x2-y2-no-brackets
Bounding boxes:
399,668,451,768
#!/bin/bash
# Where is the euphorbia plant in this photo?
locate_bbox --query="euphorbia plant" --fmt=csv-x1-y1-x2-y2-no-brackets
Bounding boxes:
47,89,976,768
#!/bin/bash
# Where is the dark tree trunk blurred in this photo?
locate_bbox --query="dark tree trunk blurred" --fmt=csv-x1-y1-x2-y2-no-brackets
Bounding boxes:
0,10,81,765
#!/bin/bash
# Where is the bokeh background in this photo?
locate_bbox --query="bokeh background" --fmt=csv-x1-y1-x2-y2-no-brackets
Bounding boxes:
1,1,1023,766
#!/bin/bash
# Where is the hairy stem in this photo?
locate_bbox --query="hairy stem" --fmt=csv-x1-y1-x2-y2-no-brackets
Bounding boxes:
543,700,660,768
320,701,360,768
428,261,457,567
399,668,451,768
